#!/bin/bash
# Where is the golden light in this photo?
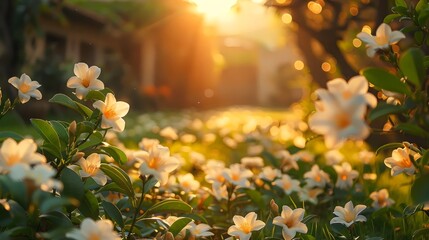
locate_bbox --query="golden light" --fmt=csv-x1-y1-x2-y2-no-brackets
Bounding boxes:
276,0,286,4
281,13,293,24
349,5,359,16
321,62,331,72
190,0,237,21
352,38,362,48
294,60,305,70
362,25,372,34
308,1,323,14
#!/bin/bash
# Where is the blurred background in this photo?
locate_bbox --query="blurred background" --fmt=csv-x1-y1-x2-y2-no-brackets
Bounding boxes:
0,0,400,114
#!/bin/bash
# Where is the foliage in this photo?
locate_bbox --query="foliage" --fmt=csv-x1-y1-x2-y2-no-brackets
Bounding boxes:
1,1,429,239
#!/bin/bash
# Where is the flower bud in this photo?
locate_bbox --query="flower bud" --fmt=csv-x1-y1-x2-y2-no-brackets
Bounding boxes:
68,121,77,137
270,199,279,215
72,152,85,163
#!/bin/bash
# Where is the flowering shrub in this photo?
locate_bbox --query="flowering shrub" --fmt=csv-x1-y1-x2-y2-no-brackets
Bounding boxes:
1,1,429,239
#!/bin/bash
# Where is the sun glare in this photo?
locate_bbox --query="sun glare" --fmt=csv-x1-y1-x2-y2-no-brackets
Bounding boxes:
190,0,238,21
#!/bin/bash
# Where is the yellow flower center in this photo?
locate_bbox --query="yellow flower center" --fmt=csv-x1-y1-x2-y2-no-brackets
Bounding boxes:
81,76,91,88
148,157,159,169
7,154,21,166
104,108,117,120
88,233,101,240
284,217,296,228
240,221,252,234
283,181,291,189
84,164,99,176
231,173,240,181
341,174,348,181
19,83,31,93
335,113,351,129
375,35,389,46
344,210,355,223
400,157,412,168
315,175,321,182
342,91,352,100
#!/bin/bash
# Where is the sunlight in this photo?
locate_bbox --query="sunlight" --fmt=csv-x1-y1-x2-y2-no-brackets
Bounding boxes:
190,0,237,22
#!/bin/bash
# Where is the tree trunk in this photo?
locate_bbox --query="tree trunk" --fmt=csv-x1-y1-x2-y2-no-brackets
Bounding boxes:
0,0,14,97
295,30,329,88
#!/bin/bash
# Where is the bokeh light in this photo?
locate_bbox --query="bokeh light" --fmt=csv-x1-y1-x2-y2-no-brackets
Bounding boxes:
308,1,323,14
352,38,362,48
294,60,305,70
281,13,293,24
321,62,331,72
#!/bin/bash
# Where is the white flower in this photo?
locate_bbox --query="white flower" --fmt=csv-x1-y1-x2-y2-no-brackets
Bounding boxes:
66,218,120,240
188,222,214,237
369,189,395,209
384,147,419,176
273,206,308,240
241,156,264,169
0,138,45,172
223,163,253,188
326,76,377,108
76,153,107,186
274,174,300,195
308,89,370,148
304,165,330,188
227,212,265,240
159,126,178,140
138,138,160,151
330,201,367,227
333,162,359,190
8,74,42,104
178,173,200,193
67,62,104,99
258,166,281,182
9,164,62,191
357,23,406,57
93,93,130,132
359,150,375,164
204,160,226,185
277,150,299,172
325,149,344,165
134,145,180,185
298,187,323,205
212,182,229,201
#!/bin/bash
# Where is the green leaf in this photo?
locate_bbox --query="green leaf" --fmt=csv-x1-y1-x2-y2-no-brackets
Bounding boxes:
60,167,84,202
395,123,429,138
50,121,69,150
39,211,73,228
418,8,429,26
0,131,23,142
86,90,107,101
40,197,73,213
416,0,428,12
375,142,404,155
395,0,407,7
384,13,401,23
31,119,62,156
361,68,411,95
411,174,429,204
76,121,96,136
78,190,99,219
143,176,159,195
300,235,316,240
244,189,264,209
97,182,130,196
102,201,124,228
77,131,103,151
142,199,192,218
368,102,405,122
413,228,429,239
169,217,193,237
399,48,425,89
49,94,92,117
421,150,429,166
101,145,128,165
100,164,134,198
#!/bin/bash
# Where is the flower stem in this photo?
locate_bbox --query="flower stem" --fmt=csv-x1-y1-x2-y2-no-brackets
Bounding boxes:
127,175,147,239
